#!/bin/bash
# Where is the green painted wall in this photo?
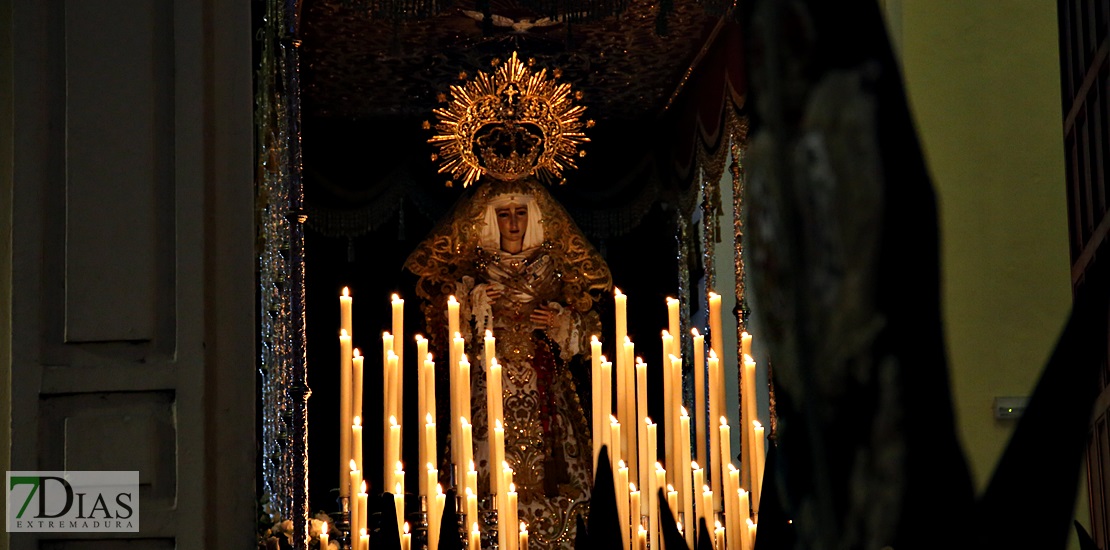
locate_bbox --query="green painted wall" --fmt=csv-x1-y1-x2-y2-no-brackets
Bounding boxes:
884,0,1085,543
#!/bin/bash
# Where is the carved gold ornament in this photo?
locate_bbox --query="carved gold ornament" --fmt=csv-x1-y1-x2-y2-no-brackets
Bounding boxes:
428,52,591,187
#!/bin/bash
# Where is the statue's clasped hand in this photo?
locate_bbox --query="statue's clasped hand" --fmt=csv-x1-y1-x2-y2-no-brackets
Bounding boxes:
530,306,557,330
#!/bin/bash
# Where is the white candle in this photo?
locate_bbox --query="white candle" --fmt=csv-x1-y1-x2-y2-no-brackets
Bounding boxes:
724,464,738,550
742,356,758,492
737,488,751,550
666,297,680,358
591,335,603,473
425,462,437,509
708,292,723,359
622,337,637,483
714,520,725,550
392,294,405,444
719,416,731,515
447,296,460,348
466,487,478,534
740,331,752,360
403,522,412,550
319,522,330,548
395,462,406,501
394,482,405,538
636,358,649,513
430,484,444,550
493,420,505,496
424,354,437,440
614,288,627,360
519,521,530,550
600,358,613,460
382,331,394,465
666,484,678,522
507,484,519,550
488,358,504,493
646,423,658,549
385,416,399,492
661,330,674,480
422,416,436,497
637,524,647,550
340,329,353,497
352,416,364,475
357,480,368,537
692,328,707,468
747,519,757,550
610,415,622,473
348,461,360,533
753,421,765,514
692,462,706,527
708,350,722,508
668,354,683,492
680,408,695,549
352,349,364,460
617,462,630,550
629,483,641,543
470,521,481,550
701,485,714,541
340,286,353,338
460,417,473,482
387,350,400,431
417,335,428,444
654,461,666,547
359,528,369,550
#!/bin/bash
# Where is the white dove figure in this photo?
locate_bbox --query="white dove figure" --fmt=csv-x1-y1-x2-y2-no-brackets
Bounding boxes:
461,9,562,32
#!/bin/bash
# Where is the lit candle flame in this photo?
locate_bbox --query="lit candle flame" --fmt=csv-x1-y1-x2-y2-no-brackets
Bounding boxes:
354,416,361,427
342,287,349,297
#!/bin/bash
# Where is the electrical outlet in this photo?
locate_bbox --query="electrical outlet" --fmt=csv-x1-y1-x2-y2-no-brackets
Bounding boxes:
993,396,1028,420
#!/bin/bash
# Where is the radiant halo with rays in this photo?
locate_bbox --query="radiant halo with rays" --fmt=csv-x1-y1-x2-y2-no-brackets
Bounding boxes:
426,51,593,188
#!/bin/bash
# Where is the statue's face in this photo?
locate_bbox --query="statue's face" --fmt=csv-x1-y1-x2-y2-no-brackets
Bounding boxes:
495,202,529,252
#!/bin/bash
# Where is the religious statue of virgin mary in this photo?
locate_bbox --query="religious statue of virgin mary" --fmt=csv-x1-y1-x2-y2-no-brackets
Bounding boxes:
404,53,612,549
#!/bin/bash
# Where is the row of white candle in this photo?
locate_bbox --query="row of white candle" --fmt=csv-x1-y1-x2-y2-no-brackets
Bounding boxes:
340,283,766,550
592,289,766,550
342,288,522,550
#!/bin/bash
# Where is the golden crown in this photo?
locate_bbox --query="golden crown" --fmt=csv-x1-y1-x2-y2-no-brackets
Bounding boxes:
427,52,592,187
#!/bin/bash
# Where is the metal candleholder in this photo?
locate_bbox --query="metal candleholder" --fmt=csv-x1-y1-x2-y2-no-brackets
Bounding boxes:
331,496,351,550
408,495,430,550
455,493,471,548
480,494,499,550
